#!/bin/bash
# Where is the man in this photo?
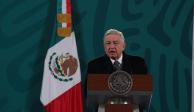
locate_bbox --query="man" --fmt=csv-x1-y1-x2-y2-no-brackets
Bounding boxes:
87,29,147,74
87,29,148,112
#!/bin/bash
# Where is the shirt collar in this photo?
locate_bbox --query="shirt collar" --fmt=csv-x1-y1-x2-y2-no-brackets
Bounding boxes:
110,53,123,64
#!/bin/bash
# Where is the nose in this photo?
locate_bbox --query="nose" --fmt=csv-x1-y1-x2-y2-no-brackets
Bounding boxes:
109,43,115,48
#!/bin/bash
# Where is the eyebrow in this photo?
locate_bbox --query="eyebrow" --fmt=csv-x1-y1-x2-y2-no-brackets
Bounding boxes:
104,41,119,44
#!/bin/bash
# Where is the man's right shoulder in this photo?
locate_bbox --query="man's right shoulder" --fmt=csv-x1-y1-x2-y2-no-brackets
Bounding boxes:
88,56,107,65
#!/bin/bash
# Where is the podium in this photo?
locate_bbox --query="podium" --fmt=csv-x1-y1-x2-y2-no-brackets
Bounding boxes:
87,74,152,112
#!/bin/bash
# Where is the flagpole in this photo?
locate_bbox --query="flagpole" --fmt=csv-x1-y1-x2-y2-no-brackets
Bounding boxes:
192,7,194,112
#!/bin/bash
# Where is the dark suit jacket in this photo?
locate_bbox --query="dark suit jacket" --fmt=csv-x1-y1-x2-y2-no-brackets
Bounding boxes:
87,52,147,75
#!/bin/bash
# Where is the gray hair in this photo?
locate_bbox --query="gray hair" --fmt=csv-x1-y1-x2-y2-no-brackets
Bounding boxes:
104,29,125,42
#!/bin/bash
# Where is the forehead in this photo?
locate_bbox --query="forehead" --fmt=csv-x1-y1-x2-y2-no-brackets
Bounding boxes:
104,34,122,41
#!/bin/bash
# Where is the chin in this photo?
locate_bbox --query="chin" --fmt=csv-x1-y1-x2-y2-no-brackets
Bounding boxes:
107,53,116,58
109,56,116,59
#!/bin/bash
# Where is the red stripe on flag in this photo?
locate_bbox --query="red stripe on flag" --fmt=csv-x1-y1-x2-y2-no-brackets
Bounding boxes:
45,83,83,112
66,0,71,14
66,0,71,28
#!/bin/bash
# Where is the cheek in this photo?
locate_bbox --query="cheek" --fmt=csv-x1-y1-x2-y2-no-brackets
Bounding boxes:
104,46,108,51
104,45,109,49
117,46,124,51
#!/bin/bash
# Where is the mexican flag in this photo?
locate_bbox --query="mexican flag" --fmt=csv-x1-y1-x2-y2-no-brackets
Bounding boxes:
40,0,83,112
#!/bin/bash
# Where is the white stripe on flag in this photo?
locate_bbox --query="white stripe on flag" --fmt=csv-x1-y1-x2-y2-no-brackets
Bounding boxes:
62,0,67,28
40,32,81,105
62,0,66,13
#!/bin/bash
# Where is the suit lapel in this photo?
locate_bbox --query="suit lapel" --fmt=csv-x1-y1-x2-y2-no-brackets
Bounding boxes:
122,53,133,74
104,55,115,74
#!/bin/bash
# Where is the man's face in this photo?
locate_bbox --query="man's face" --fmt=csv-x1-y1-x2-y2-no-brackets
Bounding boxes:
104,34,125,60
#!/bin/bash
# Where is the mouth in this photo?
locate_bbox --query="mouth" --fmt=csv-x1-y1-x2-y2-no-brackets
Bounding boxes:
108,50,117,54
108,49,117,56
107,50,118,59
109,50,116,53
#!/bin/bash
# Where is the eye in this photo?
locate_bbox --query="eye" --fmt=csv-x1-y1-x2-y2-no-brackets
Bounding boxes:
113,41,119,45
105,41,111,45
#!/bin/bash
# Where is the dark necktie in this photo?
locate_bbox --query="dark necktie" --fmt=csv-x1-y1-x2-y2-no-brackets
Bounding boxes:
113,60,121,70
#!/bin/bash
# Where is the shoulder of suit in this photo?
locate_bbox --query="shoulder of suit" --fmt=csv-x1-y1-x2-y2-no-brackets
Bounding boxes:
124,53,145,61
88,55,108,65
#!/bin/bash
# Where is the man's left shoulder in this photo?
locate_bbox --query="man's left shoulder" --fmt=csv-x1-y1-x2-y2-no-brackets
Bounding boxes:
124,54,145,61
